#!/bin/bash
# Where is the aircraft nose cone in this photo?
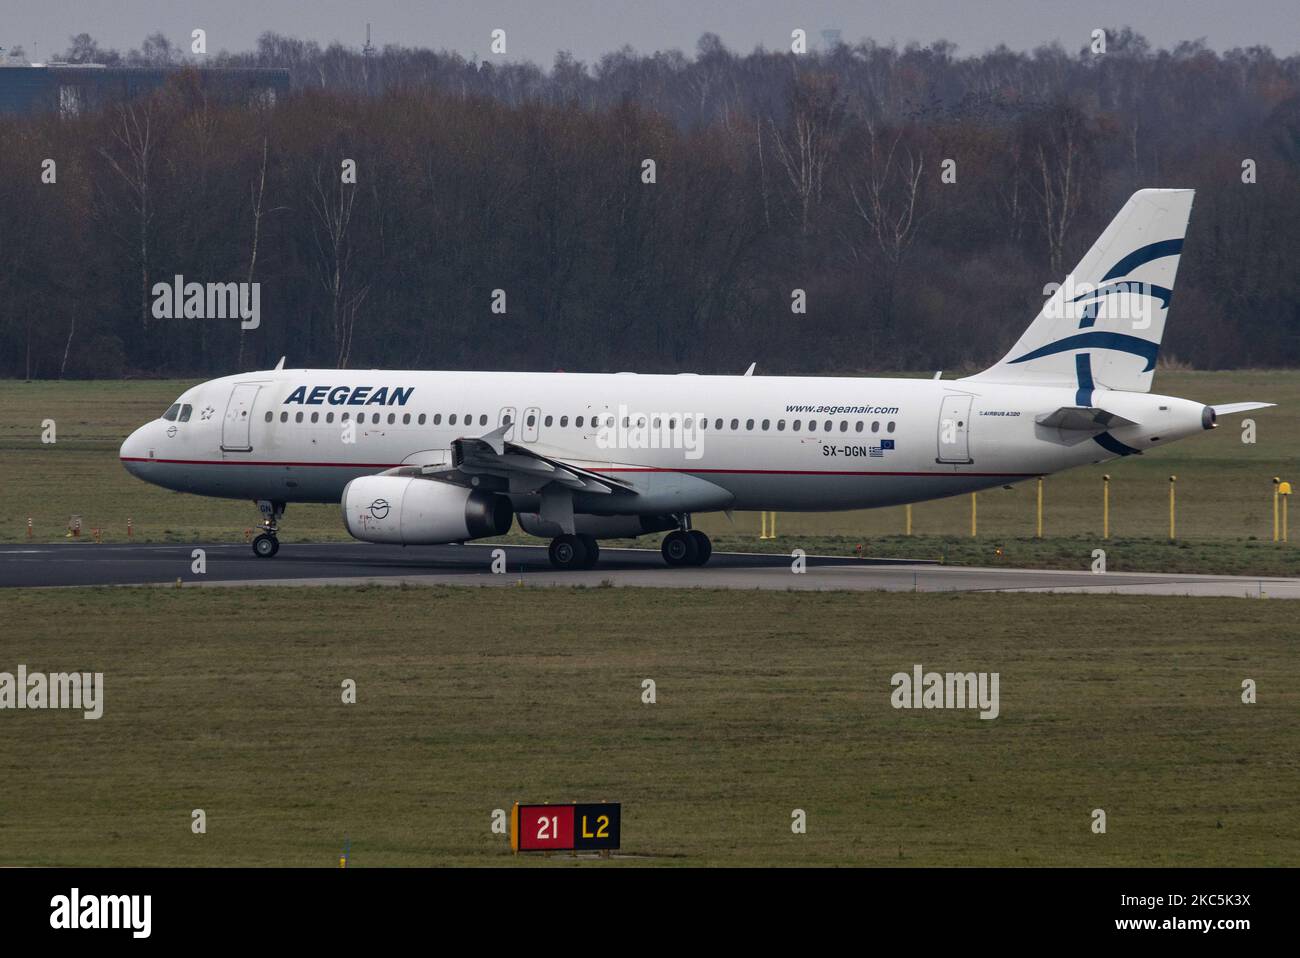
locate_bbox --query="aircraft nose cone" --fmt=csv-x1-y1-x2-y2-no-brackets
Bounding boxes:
119,426,149,477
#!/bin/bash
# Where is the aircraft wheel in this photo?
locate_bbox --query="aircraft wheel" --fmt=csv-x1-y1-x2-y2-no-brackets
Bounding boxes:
252,533,279,558
688,530,712,566
661,530,699,567
576,534,600,569
548,534,589,570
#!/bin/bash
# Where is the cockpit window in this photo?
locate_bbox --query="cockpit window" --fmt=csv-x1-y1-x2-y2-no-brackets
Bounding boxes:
162,404,181,421
177,404,193,423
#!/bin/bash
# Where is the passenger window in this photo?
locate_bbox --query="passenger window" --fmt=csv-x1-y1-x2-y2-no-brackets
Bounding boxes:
746,419,754,430
387,413,395,425
560,416,568,427
544,415,553,427
327,412,335,424
855,421,863,432
311,412,319,423
264,412,272,423
575,416,584,428
341,412,350,422
839,421,847,432
761,419,770,430
479,415,487,426
887,421,896,433
714,418,723,430
528,414,537,427
777,420,786,431
417,414,425,425
433,414,442,425
872,421,880,433
793,420,802,431
450,414,458,425
403,413,411,425
295,412,303,423
824,420,832,431
730,418,739,430
280,412,288,423
178,404,193,422
162,404,180,421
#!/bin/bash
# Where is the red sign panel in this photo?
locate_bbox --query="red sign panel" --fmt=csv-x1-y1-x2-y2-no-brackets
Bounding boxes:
516,804,575,851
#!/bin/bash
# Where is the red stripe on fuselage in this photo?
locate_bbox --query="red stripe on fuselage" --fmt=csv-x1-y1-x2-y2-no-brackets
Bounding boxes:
119,457,1034,478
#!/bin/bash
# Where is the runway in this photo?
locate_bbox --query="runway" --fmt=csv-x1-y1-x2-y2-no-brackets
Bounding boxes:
2,541,1298,597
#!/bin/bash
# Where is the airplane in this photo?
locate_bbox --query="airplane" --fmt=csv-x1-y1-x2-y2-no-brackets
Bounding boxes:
120,189,1272,569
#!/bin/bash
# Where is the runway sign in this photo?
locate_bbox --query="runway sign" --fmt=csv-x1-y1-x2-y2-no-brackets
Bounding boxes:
512,802,620,853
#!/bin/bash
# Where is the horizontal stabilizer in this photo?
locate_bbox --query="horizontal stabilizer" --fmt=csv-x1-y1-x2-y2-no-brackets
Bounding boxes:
1036,406,1139,431
1210,402,1275,416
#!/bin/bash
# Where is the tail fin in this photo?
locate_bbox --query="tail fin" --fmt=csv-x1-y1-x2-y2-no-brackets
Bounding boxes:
965,189,1194,397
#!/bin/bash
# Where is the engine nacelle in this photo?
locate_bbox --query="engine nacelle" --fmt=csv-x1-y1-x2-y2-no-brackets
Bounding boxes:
342,475,512,544
516,512,677,540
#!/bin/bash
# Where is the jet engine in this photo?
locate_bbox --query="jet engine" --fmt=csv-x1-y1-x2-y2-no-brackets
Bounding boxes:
341,475,512,544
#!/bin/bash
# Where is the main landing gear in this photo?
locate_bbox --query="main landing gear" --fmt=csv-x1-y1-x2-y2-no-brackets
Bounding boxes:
661,529,712,567
544,518,713,571
251,500,285,558
547,533,601,570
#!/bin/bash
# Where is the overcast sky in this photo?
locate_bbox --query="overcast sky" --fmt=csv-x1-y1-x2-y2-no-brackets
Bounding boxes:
5,0,1297,64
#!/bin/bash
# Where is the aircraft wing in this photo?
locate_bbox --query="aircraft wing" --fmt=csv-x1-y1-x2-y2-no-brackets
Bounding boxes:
1036,406,1139,431
446,425,636,497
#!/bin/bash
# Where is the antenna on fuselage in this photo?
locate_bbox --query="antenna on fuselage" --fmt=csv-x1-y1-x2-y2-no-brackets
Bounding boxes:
274,356,286,371
933,371,943,379
743,362,756,376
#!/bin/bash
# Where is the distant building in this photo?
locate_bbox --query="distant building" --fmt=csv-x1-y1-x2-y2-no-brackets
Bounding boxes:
0,64,290,116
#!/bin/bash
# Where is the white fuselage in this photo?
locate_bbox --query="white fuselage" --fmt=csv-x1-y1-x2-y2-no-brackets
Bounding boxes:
120,368,1212,516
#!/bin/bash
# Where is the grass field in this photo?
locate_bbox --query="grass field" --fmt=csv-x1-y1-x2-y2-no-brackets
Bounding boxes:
1,373,1297,574
0,585,1295,867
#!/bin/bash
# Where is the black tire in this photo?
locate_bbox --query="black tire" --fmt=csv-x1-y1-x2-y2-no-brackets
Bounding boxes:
688,530,712,566
548,534,589,570
576,534,600,569
661,530,699,567
252,533,279,558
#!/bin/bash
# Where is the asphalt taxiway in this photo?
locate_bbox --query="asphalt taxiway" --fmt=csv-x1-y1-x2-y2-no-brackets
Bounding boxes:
1,542,1297,597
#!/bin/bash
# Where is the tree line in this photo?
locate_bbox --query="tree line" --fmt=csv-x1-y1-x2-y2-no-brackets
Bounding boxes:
1,28,1298,379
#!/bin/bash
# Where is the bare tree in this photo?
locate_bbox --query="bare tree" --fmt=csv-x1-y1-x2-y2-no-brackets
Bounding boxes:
237,136,271,370
307,162,369,368
1029,103,1088,274
769,73,846,235
98,100,156,331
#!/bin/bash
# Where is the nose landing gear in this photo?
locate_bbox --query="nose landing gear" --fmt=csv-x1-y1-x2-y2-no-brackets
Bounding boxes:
251,500,285,558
